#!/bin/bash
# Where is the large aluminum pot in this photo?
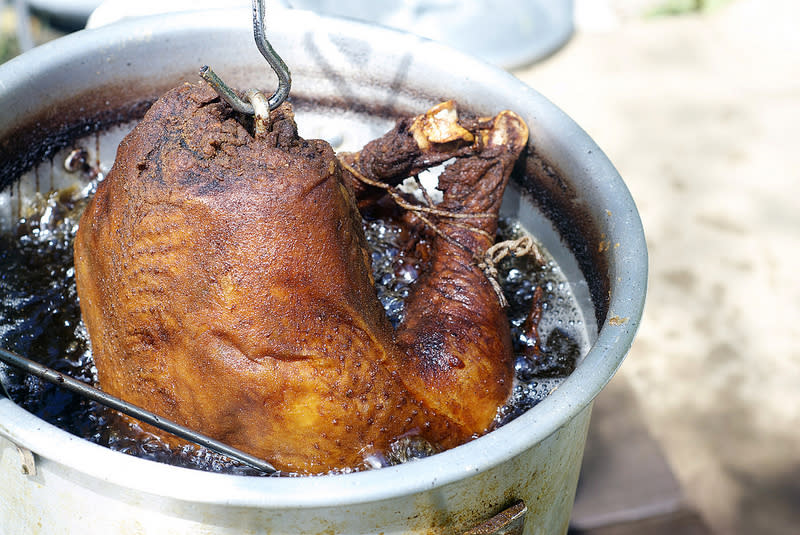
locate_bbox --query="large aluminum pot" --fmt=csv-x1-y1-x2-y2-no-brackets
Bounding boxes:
0,7,647,534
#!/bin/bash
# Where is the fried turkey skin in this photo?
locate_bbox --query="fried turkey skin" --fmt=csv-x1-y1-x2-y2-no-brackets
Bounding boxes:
75,83,526,473
342,105,529,430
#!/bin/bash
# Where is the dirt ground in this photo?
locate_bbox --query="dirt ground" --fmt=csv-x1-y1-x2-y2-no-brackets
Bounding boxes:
514,1,800,533
2,1,798,533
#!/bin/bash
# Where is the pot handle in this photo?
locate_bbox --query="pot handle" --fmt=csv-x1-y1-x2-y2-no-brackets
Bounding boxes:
463,500,527,535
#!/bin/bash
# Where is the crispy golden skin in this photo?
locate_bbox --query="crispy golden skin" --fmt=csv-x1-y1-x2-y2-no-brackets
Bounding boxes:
74,82,528,474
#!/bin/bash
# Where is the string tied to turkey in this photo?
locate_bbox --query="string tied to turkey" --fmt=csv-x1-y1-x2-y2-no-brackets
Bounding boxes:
340,157,543,307
477,236,544,308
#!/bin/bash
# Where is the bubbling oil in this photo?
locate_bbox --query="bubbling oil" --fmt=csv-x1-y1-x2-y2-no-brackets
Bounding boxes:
0,169,587,476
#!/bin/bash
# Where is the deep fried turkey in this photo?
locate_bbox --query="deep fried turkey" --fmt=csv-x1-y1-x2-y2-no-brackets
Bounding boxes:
74,82,528,474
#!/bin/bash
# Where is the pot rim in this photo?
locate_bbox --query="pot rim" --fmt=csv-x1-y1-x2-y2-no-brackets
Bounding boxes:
0,8,647,508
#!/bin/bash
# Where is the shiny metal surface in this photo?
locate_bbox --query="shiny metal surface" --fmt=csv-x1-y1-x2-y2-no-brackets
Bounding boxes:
286,0,574,68
0,8,646,534
464,501,527,535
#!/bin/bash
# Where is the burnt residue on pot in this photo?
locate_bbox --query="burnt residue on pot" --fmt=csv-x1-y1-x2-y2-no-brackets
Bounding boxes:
514,149,610,328
0,82,175,191
0,179,584,474
294,90,610,332
0,87,592,477
288,93,610,331
0,84,605,354
0,80,609,327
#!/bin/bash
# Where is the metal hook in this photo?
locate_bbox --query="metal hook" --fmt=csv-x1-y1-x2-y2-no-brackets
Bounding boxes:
200,0,292,115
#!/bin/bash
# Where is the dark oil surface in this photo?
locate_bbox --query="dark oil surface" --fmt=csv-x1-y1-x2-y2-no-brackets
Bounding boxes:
0,173,584,476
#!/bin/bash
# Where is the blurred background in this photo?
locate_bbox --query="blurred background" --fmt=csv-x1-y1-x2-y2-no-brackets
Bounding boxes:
2,0,798,533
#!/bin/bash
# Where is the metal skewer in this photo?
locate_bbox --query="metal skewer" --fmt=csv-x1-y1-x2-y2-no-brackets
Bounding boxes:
200,0,292,115
0,347,278,475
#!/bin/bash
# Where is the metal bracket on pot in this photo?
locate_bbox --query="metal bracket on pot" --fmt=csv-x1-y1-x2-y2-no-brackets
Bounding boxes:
0,362,11,399
0,370,37,476
463,500,527,535
16,446,36,476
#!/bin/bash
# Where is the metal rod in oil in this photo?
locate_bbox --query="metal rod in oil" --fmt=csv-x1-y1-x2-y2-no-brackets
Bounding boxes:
0,347,278,475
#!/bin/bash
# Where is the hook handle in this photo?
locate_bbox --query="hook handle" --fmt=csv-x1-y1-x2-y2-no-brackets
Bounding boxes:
252,0,292,110
200,0,292,114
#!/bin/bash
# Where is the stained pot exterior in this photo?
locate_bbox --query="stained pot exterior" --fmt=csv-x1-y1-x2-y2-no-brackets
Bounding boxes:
0,407,591,534
0,8,646,535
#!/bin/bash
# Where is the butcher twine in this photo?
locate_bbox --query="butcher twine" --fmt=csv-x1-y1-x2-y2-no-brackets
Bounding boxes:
339,158,542,307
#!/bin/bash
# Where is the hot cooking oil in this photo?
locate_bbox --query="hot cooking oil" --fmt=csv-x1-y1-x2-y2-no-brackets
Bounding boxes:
0,166,587,476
